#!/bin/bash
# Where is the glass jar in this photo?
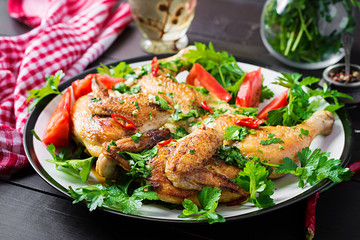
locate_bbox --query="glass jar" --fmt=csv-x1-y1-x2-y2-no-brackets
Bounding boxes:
129,0,197,54
260,0,356,69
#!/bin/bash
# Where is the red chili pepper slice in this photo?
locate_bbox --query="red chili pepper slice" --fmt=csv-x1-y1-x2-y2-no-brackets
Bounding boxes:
151,56,159,77
157,138,177,146
111,113,136,130
235,117,264,129
200,100,213,114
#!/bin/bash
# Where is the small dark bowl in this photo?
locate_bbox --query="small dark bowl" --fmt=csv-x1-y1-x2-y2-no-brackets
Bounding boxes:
322,63,360,104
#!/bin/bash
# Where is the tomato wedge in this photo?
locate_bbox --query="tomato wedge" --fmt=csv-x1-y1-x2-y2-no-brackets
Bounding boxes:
42,88,71,146
95,74,125,89
72,74,125,100
257,90,288,120
186,63,232,102
72,75,93,100
235,68,262,107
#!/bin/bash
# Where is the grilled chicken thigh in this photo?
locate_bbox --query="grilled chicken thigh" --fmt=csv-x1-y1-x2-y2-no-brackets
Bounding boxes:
231,110,335,178
70,80,173,157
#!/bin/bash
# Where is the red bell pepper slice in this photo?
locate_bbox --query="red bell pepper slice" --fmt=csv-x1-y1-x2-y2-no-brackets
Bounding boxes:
72,74,125,100
157,138,177,146
186,63,232,102
42,88,72,146
235,68,262,107
200,100,213,114
235,117,264,129
257,90,288,120
111,113,136,130
151,57,159,77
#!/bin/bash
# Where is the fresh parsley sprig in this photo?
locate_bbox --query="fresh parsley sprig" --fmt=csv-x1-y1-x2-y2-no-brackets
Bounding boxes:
234,160,275,209
27,70,65,111
117,146,158,178
270,147,354,188
68,176,158,214
215,145,248,168
267,73,353,126
178,187,225,224
46,144,94,183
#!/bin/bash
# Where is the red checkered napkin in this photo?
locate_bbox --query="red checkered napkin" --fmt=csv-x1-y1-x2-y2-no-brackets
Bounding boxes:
0,0,132,178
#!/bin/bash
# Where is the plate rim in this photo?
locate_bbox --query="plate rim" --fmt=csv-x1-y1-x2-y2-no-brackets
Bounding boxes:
23,54,354,223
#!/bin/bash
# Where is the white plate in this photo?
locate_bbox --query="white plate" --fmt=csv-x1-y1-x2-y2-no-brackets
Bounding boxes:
24,56,352,222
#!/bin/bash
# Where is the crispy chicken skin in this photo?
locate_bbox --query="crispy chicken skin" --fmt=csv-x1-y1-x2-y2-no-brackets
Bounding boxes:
165,125,244,194
148,145,248,205
137,74,206,114
96,128,171,178
70,80,173,157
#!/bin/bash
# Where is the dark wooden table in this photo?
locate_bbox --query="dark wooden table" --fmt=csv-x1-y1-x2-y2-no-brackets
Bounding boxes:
1,0,360,239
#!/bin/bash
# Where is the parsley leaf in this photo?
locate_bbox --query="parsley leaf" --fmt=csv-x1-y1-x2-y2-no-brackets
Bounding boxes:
148,94,173,111
267,73,353,126
171,126,190,140
118,146,158,178
68,177,158,214
274,147,353,188
224,126,249,141
46,144,94,183
178,187,225,224
259,138,284,145
215,145,248,168
113,82,141,94
27,70,64,111
131,132,143,143
234,161,275,208
170,109,203,122
97,62,134,79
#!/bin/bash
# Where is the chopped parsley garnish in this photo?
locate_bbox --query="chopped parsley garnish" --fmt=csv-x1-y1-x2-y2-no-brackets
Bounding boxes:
90,97,102,103
131,132,143,143
187,84,209,96
171,109,202,122
148,94,173,111
224,126,250,141
215,145,248,168
118,146,158,178
113,82,141,94
299,128,309,139
189,149,196,155
260,138,284,145
260,133,284,145
171,126,190,140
